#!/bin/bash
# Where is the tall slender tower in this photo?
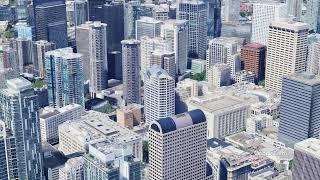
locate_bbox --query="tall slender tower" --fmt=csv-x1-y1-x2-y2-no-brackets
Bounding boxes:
76,21,108,96
0,77,43,180
144,66,175,124
251,2,287,46
33,40,56,78
45,47,84,108
306,34,320,74
121,40,141,105
149,109,207,180
177,0,207,59
161,20,188,75
265,19,308,93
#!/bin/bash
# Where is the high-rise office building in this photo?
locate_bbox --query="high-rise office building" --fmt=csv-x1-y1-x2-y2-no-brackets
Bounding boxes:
206,37,240,76
149,109,207,180
76,21,108,96
66,0,88,27
11,38,33,73
33,40,56,78
16,0,28,20
292,138,320,180
104,2,124,52
222,0,239,23
161,20,188,75
116,103,144,129
206,0,221,38
34,1,68,48
135,17,162,40
0,120,9,180
251,2,287,46
301,0,319,31
124,1,140,39
107,51,122,80
153,4,169,21
177,0,207,59
265,19,308,93
59,157,84,180
0,46,16,71
279,73,320,147
0,77,43,180
287,0,302,19
140,36,169,76
15,20,33,40
144,66,175,124
240,43,266,82
151,51,176,78
207,63,231,88
306,34,320,74
45,47,84,108
121,40,141,105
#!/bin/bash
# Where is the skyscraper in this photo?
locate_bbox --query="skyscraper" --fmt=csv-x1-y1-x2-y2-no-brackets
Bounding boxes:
34,1,68,48
149,109,207,179
301,0,319,31
177,0,207,59
16,0,28,20
206,0,221,38
240,43,266,82
124,1,140,39
65,0,88,27
306,34,320,74
222,0,240,23
144,66,175,124
76,21,108,96
161,20,188,75
151,51,176,78
292,138,320,180
33,40,56,78
251,2,287,46
279,73,320,147
287,0,302,19
104,2,124,52
207,63,231,88
11,38,33,73
135,17,162,40
45,47,84,108
77,21,108,97
121,40,141,105
265,19,308,93
0,77,43,180
140,36,169,77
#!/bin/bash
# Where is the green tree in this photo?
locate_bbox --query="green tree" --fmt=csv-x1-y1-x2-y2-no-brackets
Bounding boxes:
32,79,46,88
258,80,265,87
143,141,149,163
192,71,206,81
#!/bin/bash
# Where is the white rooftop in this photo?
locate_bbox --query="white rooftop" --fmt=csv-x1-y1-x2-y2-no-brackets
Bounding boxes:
294,138,320,159
46,47,82,60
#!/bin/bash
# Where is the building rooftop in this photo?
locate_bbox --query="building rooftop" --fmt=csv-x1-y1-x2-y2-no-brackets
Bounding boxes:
40,104,82,119
46,47,82,60
137,16,162,24
6,77,32,92
59,111,141,145
150,109,206,134
242,42,266,50
271,18,309,31
188,96,248,114
121,39,141,45
146,65,173,80
284,72,320,86
294,138,320,159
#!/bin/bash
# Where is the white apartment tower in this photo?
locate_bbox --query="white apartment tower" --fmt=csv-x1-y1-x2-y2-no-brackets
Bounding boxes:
149,109,207,180
177,0,207,59
306,34,320,74
251,2,287,45
161,20,188,75
265,19,309,93
145,66,175,124
140,36,169,76
206,37,240,77
121,40,141,105
135,17,163,40
77,21,108,97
